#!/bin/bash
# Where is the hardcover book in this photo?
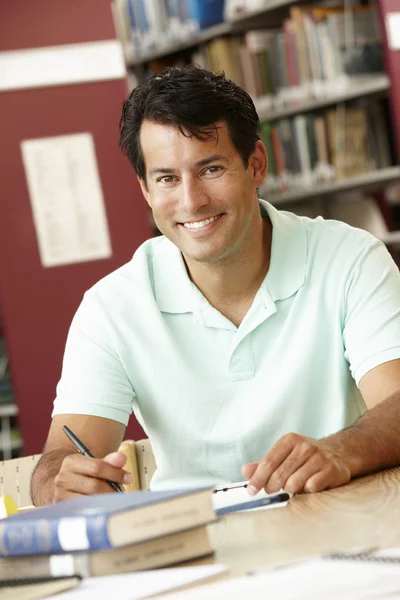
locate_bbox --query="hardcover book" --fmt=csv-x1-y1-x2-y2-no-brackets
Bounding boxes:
0,488,215,557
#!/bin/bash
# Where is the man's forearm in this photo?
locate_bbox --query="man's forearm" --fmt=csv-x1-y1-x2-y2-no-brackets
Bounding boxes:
325,391,400,478
31,449,71,506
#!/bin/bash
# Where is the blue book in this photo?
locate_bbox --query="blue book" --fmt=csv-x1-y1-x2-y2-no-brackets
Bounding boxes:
0,488,214,557
187,0,225,29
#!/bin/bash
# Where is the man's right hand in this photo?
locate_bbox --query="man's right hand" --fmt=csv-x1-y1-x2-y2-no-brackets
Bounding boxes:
53,451,134,503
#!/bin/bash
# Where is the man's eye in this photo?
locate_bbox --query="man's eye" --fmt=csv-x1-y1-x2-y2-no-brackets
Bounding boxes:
205,166,223,175
158,176,175,184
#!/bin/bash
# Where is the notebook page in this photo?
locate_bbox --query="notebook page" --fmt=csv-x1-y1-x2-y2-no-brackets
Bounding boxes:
44,564,228,600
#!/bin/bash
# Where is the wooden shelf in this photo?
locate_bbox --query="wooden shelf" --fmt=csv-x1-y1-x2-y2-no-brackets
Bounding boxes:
0,404,18,418
380,231,400,246
0,438,22,452
128,21,233,65
256,74,390,122
229,0,311,22
264,166,400,206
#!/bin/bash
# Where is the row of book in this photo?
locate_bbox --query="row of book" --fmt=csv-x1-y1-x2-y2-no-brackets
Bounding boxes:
192,5,383,110
258,99,394,195
112,0,225,59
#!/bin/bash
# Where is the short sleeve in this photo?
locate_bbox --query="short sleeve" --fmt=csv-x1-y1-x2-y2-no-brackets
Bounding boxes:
52,292,134,425
343,239,400,385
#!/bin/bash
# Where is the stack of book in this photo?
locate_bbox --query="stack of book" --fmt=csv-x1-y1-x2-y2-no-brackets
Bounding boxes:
0,487,216,582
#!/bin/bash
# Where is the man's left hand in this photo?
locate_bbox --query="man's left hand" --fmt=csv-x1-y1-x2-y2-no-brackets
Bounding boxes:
241,433,352,496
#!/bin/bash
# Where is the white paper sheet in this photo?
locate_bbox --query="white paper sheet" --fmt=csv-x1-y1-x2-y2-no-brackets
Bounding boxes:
44,564,228,600
21,133,112,267
386,13,400,50
160,559,400,600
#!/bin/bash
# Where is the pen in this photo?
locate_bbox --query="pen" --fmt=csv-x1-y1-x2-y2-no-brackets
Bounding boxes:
215,492,291,516
62,425,124,494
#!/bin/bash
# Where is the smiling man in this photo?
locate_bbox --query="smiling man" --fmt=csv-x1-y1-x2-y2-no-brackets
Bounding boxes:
32,66,400,506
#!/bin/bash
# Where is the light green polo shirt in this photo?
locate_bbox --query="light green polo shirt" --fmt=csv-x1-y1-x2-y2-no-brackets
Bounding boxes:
53,200,400,490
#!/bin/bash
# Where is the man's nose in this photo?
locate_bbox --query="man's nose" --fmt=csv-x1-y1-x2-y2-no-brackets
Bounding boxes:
180,178,210,213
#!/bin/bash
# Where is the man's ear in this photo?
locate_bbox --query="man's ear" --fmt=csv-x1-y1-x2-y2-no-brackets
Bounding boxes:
250,140,268,187
138,177,151,207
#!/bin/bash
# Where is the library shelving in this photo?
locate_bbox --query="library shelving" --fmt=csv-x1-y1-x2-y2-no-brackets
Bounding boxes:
255,73,390,122
115,0,400,240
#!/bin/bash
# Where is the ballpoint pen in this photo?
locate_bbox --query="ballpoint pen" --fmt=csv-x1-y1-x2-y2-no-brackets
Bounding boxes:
215,491,291,516
62,425,124,493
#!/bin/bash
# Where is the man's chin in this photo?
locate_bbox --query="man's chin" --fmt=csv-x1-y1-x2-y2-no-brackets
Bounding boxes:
181,247,229,265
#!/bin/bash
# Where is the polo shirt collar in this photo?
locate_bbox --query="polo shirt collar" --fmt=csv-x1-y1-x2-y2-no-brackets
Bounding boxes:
153,200,307,313
153,237,195,313
261,200,307,301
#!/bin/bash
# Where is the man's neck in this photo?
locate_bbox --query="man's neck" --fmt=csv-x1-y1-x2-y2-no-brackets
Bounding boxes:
184,217,272,326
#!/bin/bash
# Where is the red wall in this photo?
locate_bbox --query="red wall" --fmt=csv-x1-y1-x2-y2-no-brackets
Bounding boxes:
0,0,151,454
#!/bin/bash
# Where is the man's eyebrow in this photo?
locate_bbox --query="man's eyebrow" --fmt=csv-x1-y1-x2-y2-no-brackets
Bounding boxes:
149,155,227,177
149,167,175,176
195,154,227,167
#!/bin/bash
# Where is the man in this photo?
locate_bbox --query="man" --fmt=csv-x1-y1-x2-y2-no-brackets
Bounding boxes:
32,66,400,506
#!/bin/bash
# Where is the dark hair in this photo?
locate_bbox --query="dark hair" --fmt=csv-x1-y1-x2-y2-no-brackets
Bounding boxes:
119,65,260,183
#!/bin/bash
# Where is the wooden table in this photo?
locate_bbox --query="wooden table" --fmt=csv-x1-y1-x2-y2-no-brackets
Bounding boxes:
205,467,400,576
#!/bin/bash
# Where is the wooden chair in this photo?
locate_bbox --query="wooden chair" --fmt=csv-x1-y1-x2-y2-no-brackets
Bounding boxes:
0,439,156,508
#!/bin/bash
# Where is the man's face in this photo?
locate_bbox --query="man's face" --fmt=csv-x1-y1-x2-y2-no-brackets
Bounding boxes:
138,120,266,265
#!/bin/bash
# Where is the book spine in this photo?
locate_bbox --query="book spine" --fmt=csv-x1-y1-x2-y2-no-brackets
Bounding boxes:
187,0,224,30
0,514,110,557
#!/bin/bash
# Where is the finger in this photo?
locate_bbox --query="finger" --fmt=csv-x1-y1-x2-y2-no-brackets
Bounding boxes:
53,490,84,504
304,464,345,494
278,453,325,494
241,462,259,479
68,476,118,496
63,455,129,486
103,452,128,468
104,453,133,485
264,442,318,494
247,441,294,495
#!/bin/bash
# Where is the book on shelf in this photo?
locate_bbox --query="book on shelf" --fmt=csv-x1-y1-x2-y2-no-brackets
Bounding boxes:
0,487,215,557
223,0,268,21
259,98,394,197
0,525,213,581
112,0,225,59
190,3,384,112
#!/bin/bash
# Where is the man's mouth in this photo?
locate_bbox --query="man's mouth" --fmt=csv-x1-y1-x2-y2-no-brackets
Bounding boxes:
180,214,223,230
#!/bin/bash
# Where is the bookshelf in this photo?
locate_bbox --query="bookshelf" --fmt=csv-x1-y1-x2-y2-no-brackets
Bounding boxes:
381,230,400,246
115,0,400,242
128,20,233,65
125,0,320,65
255,73,390,121
263,165,400,206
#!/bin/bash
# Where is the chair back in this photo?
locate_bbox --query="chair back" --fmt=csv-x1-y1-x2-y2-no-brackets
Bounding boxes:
0,454,41,508
135,438,157,490
0,439,156,508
